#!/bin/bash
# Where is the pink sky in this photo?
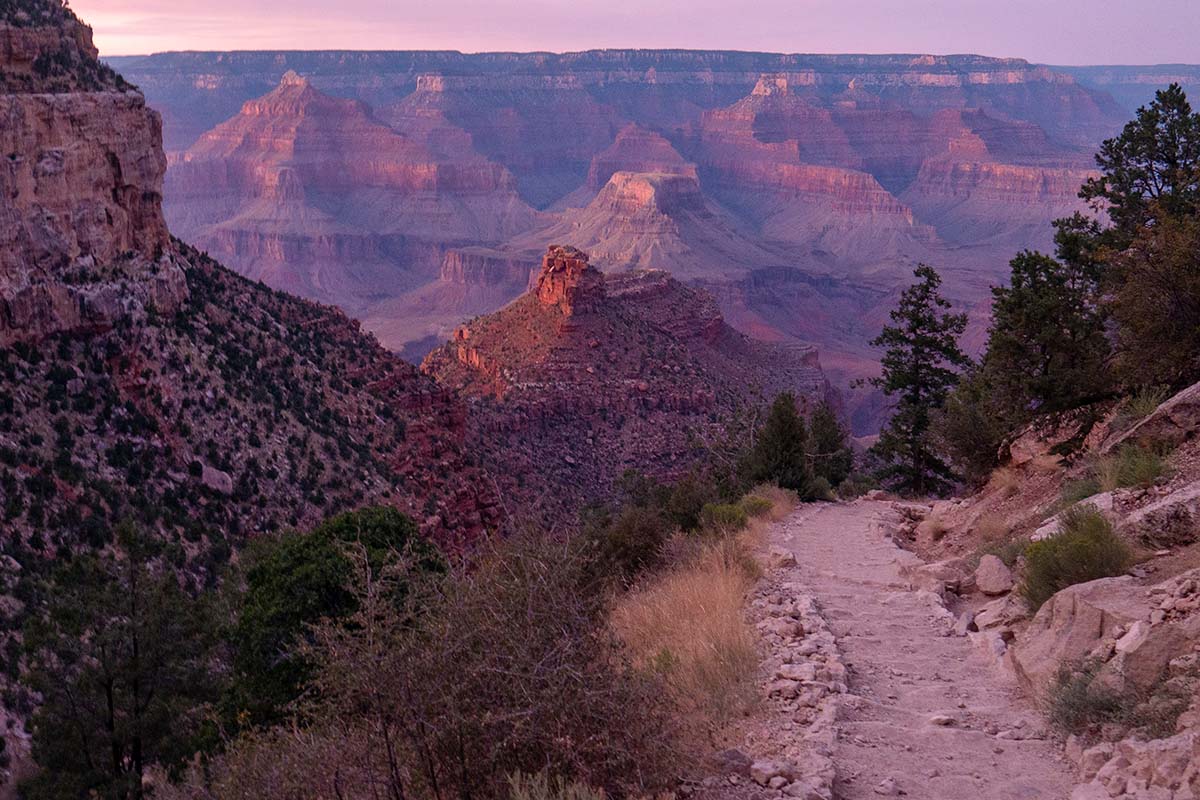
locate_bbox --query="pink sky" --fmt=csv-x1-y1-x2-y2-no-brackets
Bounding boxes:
72,0,1200,64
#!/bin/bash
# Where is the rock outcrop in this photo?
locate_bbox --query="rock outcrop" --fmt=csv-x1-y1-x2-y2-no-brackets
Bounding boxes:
0,14,183,346
422,245,833,516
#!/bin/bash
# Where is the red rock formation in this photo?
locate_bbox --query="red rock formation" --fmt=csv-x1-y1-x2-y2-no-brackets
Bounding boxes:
422,245,833,513
0,15,183,346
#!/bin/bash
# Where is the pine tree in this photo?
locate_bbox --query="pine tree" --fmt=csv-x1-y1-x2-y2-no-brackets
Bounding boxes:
742,392,810,492
1081,83,1200,239
869,265,968,496
21,523,218,800
982,248,1110,415
807,400,852,488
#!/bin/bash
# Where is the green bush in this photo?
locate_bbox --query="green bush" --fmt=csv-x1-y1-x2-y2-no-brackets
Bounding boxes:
584,506,673,583
698,503,748,534
1048,660,1189,740
1105,444,1169,490
739,496,773,518
1020,508,1133,611
227,506,437,727
801,475,835,502
1061,477,1101,504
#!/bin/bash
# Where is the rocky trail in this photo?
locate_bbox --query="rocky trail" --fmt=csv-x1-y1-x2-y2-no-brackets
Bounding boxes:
727,500,1074,799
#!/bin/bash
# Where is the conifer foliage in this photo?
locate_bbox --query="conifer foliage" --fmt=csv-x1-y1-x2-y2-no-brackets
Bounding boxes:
869,265,968,496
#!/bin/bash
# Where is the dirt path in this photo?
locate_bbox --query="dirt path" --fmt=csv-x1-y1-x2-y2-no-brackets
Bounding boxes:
769,500,1073,799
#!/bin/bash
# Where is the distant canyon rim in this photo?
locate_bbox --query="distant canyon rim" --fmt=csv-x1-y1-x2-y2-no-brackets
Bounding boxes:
107,51,1200,433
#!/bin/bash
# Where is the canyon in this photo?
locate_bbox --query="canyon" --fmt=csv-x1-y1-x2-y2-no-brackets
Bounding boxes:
111,51,1132,431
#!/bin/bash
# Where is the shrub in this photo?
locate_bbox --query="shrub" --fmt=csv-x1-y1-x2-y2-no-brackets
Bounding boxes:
1020,508,1133,611
1047,660,1136,736
584,506,673,583
837,472,879,500
698,503,748,534
801,475,835,502
1047,660,1189,740
744,485,799,520
738,495,773,518
183,534,682,800
1096,444,1169,492
227,506,437,727
1061,476,1101,504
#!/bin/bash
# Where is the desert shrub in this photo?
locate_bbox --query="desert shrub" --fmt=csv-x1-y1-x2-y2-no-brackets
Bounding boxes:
664,473,720,532
991,467,1022,497
1047,660,1137,736
610,536,759,727
744,485,799,520
1113,386,1171,432
584,505,673,583
698,502,748,534
1061,476,1102,504
182,535,682,800
1020,509,1133,611
970,516,1025,569
739,495,773,518
1097,444,1169,491
1047,660,1189,740
801,475,835,502
508,772,607,800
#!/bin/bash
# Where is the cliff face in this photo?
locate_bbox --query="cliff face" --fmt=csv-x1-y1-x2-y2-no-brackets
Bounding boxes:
422,245,832,515
164,72,538,310
0,16,181,346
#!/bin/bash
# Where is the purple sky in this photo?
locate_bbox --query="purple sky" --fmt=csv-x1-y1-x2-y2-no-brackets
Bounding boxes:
73,0,1200,64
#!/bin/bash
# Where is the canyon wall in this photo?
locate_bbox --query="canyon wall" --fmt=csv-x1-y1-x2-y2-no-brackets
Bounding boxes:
111,49,1143,431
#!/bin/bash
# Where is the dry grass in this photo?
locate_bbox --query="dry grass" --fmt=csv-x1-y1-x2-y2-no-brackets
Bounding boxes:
610,533,764,728
990,467,1022,497
609,486,795,735
744,484,799,522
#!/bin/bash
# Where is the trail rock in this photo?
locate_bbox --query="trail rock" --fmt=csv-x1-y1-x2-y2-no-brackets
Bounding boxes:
975,554,1015,595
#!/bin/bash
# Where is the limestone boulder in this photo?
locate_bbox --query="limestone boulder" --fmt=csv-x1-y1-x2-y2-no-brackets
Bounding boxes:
975,554,1014,595
1104,381,1200,454
1012,575,1147,696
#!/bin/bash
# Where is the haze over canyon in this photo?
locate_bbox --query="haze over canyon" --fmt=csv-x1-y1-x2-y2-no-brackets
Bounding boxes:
102,51,1198,432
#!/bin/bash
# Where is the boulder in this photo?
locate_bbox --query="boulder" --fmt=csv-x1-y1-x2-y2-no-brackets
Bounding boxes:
974,595,1028,630
1098,613,1200,691
1011,575,1147,696
1104,381,1200,454
200,464,234,495
975,554,1014,595
901,557,969,596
